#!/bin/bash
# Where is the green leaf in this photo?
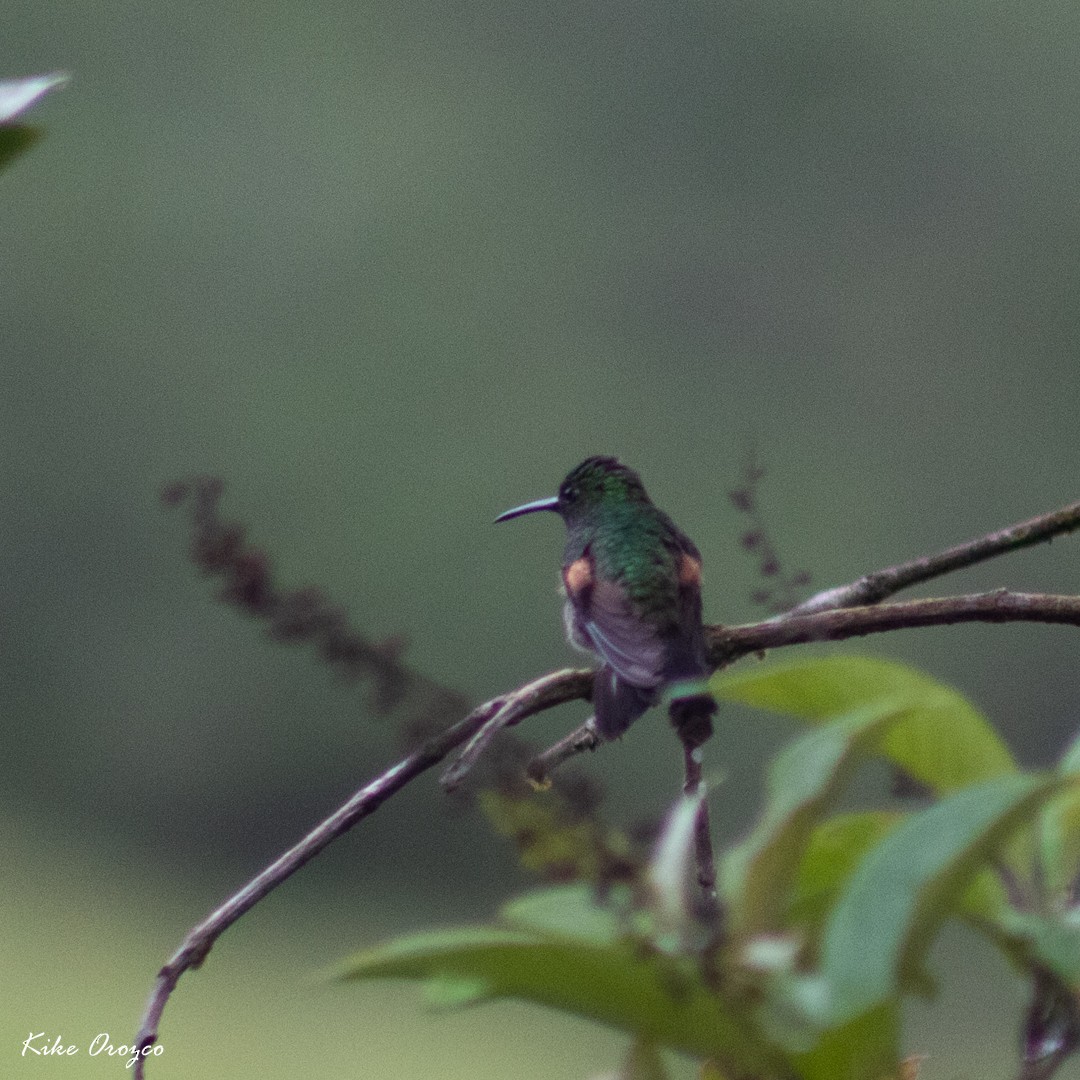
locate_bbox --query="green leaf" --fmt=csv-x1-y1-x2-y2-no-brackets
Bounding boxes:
791,1003,900,1080
0,73,68,122
955,863,1012,925
994,909,1080,986
502,883,622,944
337,889,786,1074
816,772,1061,1024
723,700,913,938
787,811,902,942
713,655,1016,794
1039,729,1080,896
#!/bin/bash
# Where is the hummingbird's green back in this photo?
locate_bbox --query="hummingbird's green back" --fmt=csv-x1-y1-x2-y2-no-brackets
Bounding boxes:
557,458,701,628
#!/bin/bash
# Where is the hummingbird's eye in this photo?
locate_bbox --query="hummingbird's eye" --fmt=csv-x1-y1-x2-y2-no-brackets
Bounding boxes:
559,482,577,503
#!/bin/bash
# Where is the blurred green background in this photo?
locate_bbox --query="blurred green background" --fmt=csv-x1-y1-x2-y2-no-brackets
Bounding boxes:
4,1,1080,1077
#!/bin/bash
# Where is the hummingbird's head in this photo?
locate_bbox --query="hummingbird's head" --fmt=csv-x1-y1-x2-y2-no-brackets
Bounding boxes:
495,456,650,525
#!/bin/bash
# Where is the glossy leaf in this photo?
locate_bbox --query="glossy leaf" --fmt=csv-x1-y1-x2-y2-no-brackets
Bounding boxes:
713,655,1016,794
337,889,785,1073
816,773,1060,1024
787,811,902,942
1039,727,1080,897
723,699,912,938
995,909,1080,986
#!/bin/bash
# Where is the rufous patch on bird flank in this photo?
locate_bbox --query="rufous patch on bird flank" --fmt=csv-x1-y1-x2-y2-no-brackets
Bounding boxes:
677,553,702,588
563,556,593,598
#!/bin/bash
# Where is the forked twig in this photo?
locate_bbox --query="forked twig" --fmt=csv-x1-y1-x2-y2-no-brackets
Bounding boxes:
526,721,601,787
440,669,593,791
708,591,1080,665
786,500,1080,615
518,591,1080,781
131,704,486,1073
132,667,596,1076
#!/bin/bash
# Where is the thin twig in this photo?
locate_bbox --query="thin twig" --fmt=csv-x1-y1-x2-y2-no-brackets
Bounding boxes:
682,741,719,915
526,721,601,787
440,669,594,791
512,592,1080,788
132,668,598,1076
131,697,501,1078
669,698,720,921
787,499,1080,616
708,591,1080,665
513,593,1080,782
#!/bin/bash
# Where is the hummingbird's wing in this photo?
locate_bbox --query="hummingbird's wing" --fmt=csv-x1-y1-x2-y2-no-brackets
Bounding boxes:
561,586,660,738
563,546,710,740
591,664,656,739
585,612,663,686
562,556,666,688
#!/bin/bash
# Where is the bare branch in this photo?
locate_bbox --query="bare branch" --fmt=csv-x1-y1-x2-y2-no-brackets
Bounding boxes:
526,721,602,787
709,591,1080,665
503,592,1080,788
675,718,720,920
132,694,503,1078
788,500,1080,615
521,591,1080,786
440,668,594,791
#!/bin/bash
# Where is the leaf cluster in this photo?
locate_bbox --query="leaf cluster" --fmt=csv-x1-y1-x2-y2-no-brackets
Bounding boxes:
340,657,1080,1080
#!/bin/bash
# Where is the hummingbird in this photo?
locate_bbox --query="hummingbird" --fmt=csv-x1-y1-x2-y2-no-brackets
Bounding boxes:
496,456,717,742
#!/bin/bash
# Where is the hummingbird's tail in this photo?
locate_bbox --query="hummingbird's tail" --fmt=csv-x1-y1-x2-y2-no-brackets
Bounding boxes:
592,668,718,744
667,691,717,749
592,666,657,740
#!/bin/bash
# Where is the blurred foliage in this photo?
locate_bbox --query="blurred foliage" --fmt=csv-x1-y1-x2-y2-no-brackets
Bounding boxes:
0,125,41,172
343,658,1080,1080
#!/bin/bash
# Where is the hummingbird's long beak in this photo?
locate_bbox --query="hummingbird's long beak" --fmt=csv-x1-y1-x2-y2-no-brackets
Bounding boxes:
494,496,560,523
